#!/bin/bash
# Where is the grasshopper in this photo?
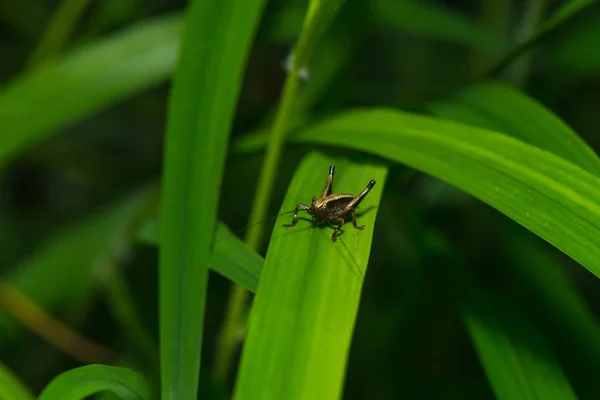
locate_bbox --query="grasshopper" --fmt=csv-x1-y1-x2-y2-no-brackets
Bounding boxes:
283,165,376,242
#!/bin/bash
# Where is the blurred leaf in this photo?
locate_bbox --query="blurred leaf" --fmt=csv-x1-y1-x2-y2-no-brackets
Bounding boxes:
37,365,150,400
158,0,265,398
138,219,263,293
459,272,578,400
539,0,595,36
487,0,596,76
0,361,33,400
0,186,152,342
371,0,509,51
550,9,600,75
26,0,94,67
0,13,181,165
429,81,600,175
234,152,388,400
236,108,600,279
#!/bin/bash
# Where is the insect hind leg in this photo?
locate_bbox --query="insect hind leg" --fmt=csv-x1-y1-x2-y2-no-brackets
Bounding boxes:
322,165,335,198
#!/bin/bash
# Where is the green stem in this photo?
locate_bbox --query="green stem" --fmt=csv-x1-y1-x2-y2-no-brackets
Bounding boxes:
27,0,92,68
211,0,346,385
212,69,301,385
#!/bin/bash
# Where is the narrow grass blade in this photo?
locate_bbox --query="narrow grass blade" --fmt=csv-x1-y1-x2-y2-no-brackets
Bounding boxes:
37,365,150,400
429,81,600,175
138,219,263,293
0,13,181,165
0,361,33,400
237,108,600,279
0,186,152,343
234,152,388,400
158,0,265,398
26,0,93,67
460,279,578,400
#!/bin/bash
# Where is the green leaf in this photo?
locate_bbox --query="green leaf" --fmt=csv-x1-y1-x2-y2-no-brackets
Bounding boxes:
460,278,578,400
371,0,509,51
138,219,263,293
237,108,600,279
429,81,600,175
0,13,180,165
0,361,33,400
234,152,388,400
0,186,152,343
157,0,265,398
37,365,150,400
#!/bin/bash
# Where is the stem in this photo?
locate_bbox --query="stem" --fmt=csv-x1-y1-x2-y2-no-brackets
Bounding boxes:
27,0,92,68
212,70,301,385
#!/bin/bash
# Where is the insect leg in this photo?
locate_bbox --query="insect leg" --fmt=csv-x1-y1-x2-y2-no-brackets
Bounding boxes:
351,208,365,230
346,179,376,209
331,217,346,242
283,203,311,227
321,165,335,198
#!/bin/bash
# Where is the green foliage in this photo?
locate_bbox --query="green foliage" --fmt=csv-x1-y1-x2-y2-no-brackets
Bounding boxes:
2,0,600,399
0,362,33,400
37,365,150,400
234,153,387,400
157,0,265,398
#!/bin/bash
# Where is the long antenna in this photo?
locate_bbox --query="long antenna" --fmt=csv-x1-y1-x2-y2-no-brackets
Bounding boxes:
230,209,296,237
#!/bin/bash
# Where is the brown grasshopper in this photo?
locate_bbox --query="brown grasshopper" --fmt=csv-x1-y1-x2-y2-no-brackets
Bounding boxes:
283,165,376,242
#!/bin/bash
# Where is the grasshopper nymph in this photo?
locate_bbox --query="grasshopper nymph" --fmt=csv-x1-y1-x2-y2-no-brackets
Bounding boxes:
283,165,376,242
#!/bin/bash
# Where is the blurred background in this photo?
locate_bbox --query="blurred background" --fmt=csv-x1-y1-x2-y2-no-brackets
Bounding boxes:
2,0,600,398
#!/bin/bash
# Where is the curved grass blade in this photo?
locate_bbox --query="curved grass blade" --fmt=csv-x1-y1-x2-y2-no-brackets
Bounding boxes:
37,365,150,400
138,219,263,293
429,81,600,175
158,0,265,398
0,13,181,165
234,152,388,400
0,361,33,400
460,280,578,400
237,108,600,279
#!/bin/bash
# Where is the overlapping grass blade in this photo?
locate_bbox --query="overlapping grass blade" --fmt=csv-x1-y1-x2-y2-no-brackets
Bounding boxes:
0,361,33,400
429,81,600,174
459,277,578,399
138,219,263,293
157,0,265,398
432,82,600,394
236,108,600,279
234,152,388,400
37,365,149,400
0,13,181,164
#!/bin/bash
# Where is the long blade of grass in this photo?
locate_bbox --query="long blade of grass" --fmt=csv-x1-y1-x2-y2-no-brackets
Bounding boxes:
234,152,388,400
0,361,33,400
0,13,181,165
430,81,600,395
37,365,150,400
214,0,346,385
157,0,265,398
458,271,578,399
429,81,600,174
236,108,600,279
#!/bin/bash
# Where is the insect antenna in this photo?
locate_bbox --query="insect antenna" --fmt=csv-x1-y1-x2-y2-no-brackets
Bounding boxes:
228,209,296,238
